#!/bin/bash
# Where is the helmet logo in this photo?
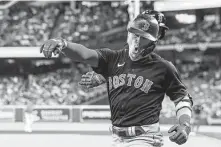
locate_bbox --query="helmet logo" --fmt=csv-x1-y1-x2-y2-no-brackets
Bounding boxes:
142,22,150,31
158,14,163,23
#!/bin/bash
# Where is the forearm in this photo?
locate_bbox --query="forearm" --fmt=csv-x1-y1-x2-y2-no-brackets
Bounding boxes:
62,42,99,67
168,103,192,145
175,95,193,125
62,42,88,60
177,108,191,125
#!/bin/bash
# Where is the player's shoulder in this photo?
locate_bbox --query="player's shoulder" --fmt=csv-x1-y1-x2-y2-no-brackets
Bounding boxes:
151,53,179,74
151,53,174,67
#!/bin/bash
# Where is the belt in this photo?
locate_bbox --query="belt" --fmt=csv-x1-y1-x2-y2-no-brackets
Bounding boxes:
111,126,146,137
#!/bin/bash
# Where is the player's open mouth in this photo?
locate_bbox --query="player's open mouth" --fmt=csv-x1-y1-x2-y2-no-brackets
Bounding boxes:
132,49,145,57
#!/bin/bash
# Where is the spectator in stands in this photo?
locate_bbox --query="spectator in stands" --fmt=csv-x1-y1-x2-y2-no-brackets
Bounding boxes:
191,104,204,135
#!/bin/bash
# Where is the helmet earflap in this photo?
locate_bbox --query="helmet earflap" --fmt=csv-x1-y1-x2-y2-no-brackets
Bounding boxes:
158,27,167,40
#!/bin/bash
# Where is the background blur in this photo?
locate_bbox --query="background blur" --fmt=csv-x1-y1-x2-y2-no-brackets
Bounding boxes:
0,0,221,145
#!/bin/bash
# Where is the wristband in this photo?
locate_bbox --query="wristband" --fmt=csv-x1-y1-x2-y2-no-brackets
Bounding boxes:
61,38,68,49
52,38,67,51
58,38,67,51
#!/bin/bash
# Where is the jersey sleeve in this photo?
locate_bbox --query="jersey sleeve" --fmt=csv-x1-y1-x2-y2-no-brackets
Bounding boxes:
92,48,116,78
165,61,188,103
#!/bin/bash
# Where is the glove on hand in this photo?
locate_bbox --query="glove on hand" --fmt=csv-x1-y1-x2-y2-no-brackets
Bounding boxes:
78,71,106,88
168,123,191,145
40,38,67,58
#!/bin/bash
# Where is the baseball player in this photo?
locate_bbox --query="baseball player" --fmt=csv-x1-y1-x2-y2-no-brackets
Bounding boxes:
24,101,34,133
79,10,168,88
40,10,193,147
191,104,204,134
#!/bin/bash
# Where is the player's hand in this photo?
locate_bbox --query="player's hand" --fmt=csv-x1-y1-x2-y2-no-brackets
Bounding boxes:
168,123,191,145
40,38,67,58
78,71,106,88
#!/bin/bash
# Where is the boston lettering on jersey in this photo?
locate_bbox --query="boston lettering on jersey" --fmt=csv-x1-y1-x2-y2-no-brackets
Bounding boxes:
93,48,188,127
108,74,153,94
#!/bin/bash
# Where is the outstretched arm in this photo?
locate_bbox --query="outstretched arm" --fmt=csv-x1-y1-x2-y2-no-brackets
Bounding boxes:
40,38,99,67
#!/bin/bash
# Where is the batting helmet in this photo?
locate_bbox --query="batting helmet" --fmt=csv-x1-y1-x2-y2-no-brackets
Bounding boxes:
143,10,169,30
127,13,159,42
142,10,169,40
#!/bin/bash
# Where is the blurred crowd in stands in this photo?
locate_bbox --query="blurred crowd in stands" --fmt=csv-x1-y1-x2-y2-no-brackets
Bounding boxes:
159,21,221,45
0,60,106,105
0,63,107,106
0,1,129,46
1,1,221,47
0,4,60,46
161,61,221,120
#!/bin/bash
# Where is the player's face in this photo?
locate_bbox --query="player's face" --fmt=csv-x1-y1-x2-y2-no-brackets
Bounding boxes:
127,32,152,61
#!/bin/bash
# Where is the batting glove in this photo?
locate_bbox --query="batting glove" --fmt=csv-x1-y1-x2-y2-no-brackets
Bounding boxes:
40,38,67,58
78,71,106,89
168,122,191,145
